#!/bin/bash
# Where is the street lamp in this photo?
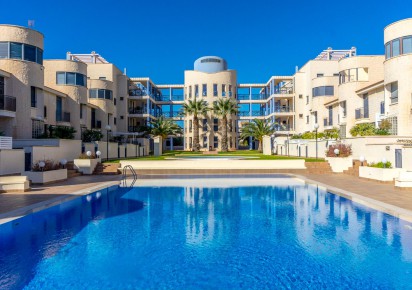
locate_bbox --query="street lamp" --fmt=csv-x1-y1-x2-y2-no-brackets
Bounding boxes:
334,148,340,157
314,123,319,160
105,125,111,161
382,157,387,169
359,155,365,166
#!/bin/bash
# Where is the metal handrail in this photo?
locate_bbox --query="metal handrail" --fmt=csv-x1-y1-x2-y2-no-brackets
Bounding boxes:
122,165,137,180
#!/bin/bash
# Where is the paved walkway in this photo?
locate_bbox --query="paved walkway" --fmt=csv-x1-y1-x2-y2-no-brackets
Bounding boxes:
0,173,411,218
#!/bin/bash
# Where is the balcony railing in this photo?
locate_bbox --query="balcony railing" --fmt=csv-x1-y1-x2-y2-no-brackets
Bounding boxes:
129,89,144,97
274,88,293,94
0,95,16,112
275,125,293,131
129,108,147,114
355,107,364,119
158,95,184,102
274,106,292,113
238,111,266,117
237,94,249,100
323,118,333,126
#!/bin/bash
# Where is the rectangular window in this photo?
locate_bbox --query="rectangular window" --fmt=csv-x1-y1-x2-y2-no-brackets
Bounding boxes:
380,101,385,114
392,39,400,57
385,42,391,59
56,72,65,84
66,72,76,85
317,73,324,77
229,85,232,96
213,84,218,97
89,89,97,98
390,82,398,103
213,118,218,132
24,44,36,62
363,93,369,118
0,42,8,58
189,86,192,98
202,84,207,96
189,137,192,148
31,119,44,138
31,86,36,108
306,115,309,124
56,97,62,122
203,119,208,131
114,117,117,125
36,48,43,65
80,104,83,119
342,101,347,117
222,84,226,96
299,114,303,118
10,43,22,59
114,98,117,105
76,73,85,86
195,85,199,97
189,120,192,132
306,95,309,104
99,77,106,80
104,90,112,100
44,106,47,118
203,136,207,148
328,106,333,125
314,111,318,123
213,136,218,148
403,36,412,54
98,90,105,99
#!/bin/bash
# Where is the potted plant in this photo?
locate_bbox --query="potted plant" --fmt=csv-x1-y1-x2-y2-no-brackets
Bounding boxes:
25,160,68,184
73,151,101,175
325,144,353,172
359,159,400,182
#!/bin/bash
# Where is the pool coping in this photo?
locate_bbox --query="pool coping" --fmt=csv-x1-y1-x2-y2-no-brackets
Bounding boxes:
1,174,412,225
0,181,120,225
293,174,412,223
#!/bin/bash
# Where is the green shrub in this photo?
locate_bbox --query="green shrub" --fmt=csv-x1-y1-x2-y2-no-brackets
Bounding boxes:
82,129,103,142
350,122,391,137
368,161,392,168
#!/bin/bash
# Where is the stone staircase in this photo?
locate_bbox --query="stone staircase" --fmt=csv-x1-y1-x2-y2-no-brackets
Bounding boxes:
93,163,121,175
343,160,363,177
66,161,82,178
304,162,333,174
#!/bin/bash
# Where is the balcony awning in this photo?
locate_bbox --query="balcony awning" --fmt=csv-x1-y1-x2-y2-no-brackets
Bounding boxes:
324,98,339,106
0,69,11,78
356,80,384,95
44,86,68,98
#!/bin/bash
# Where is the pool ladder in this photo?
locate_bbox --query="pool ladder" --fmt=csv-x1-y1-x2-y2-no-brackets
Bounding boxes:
122,165,137,187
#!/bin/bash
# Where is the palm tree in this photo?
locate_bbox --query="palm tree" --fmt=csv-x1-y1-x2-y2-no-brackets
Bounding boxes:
149,116,183,144
213,98,238,152
240,119,277,152
181,99,209,151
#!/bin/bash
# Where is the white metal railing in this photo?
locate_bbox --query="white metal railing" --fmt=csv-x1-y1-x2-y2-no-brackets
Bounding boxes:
0,136,12,149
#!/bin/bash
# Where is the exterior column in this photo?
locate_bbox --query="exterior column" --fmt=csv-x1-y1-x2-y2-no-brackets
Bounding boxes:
170,137,173,150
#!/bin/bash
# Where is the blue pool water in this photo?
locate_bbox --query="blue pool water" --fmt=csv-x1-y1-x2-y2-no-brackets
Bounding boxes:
1,176,412,289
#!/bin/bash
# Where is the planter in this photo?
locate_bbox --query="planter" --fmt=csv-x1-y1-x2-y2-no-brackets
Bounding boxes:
25,169,68,184
359,166,401,182
325,157,353,173
74,158,101,175
395,171,412,188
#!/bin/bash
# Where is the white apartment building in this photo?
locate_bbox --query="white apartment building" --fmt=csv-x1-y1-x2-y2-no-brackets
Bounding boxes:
0,18,411,151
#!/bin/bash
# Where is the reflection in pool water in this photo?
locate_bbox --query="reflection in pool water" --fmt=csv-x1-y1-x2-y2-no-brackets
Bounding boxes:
0,178,411,289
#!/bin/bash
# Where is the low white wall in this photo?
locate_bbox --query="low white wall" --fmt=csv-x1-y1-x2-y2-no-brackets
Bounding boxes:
262,136,271,155
0,176,29,192
31,140,82,163
25,169,68,184
359,166,401,182
325,157,353,173
74,158,100,175
0,149,24,175
121,159,306,170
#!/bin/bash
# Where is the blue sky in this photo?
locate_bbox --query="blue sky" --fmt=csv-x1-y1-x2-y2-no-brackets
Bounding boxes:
1,0,409,83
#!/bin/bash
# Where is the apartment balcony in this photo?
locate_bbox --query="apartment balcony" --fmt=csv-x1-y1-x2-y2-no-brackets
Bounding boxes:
129,108,147,115
323,118,333,129
274,106,293,113
354,107,370,120
0,95,16,117
158,95,184,102
273,88,293,95
238,111,266,118
275,125,294,133
128,126,147,133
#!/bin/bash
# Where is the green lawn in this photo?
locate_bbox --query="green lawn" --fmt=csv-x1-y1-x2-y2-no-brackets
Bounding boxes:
104,150,324,163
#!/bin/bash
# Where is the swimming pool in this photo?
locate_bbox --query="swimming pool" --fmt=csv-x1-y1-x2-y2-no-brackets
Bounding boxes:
1,176,412,289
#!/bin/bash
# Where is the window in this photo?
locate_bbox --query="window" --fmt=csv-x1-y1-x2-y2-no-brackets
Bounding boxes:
114,98,117,105
306,95,309,104
120,116,124,120
229,85,232,96
203,119,208,131
120,97,124,101
202,84,207,96
328,106,333,125
10,42,22,59
99,77,106,80
203,136,207,148
385,42,391,59
390,82,398,103
24,44,36,62
314,111,318,123
387,116,398,135
189,120,192,132
201,58,221,63
89,89,113,100
36,48,43,65
363,93,369,118
380,101,385,114
0,42,8,58
306,115,309,124
213,84,218,97
189,137,192,148
213,136,218,148
189,86,192,98
80,104,83,119
222,84,226,96
341,101,347,117
392,39,400,57
114,117,117,125
56,72,87,86
195,85,199,97
31,86,36,108
299,114,303,118
403,36,412,54
317,73,324,77
56,97,62,121
299,94,302,99
44,106,47,118
213,118,218,131
312,86,334,97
